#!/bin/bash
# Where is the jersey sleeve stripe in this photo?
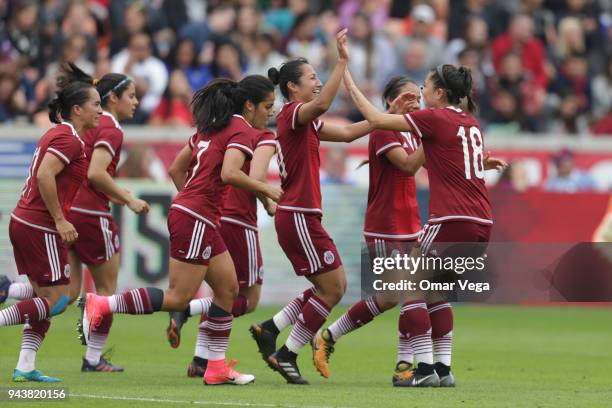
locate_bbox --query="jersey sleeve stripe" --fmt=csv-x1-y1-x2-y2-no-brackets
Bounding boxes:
375,142,402,156
47,147,70,164
227,143,254,156
94,140,116,157
404,113,423,139
292,102,304,130
257,140,277,146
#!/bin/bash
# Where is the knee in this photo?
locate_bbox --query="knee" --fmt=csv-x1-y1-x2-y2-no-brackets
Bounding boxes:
245,296,259,314
317,278,346,307
162,289,190,311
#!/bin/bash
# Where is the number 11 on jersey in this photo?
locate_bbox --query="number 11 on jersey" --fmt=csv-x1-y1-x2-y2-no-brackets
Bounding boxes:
457,126,484,180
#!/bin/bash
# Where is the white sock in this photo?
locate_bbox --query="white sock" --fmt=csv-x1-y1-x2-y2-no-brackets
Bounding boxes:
16,348,36,372
272,310,292,331
194,325,208,359
85,332,108,365
189,297,212,316
8,282,34,300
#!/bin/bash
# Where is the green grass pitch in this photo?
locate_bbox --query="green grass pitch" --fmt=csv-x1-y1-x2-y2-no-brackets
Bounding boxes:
0,305,611,407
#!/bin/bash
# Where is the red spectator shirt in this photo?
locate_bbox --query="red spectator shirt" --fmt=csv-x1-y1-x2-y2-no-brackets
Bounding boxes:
364,129,422,240
221,130,276,230
171,115,255,227
275,101,324,213
491,33,548,89
12,122,87,232
403,107,493,225
71,112,123,216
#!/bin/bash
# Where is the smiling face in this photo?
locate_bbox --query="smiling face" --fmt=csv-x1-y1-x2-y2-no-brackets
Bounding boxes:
287,63,322,103
246,91,276,129
76,87,103,129
420,72,446,109
386,82,421,114
113,81,138,121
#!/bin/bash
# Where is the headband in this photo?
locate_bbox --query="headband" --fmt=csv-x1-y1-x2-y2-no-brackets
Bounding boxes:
101,78,130,99
436,65,448,89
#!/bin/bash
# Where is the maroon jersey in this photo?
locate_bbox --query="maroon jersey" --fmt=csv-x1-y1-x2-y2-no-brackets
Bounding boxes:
364,129,422,239
71,112,123,216
275,101,324,213
221,130,276,229
12,122,87,232
404,106,492,225
172,115,255,227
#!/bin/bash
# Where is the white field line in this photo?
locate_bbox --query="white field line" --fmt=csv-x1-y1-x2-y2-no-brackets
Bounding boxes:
70,393,356,408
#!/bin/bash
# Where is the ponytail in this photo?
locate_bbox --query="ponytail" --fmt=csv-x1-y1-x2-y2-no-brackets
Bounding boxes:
191,79,238,133
431,64,477,113
48,63,96,123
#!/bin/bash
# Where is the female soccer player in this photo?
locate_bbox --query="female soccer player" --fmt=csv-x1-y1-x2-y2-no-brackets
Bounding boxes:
311,76,423,381
249,29,386,385
343,64,505,387
165,100,277,378
80,75,282,385
0,63,101,382
67,73,150,373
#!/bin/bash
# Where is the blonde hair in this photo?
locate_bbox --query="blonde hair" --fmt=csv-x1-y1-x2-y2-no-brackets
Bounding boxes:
557,17,585,58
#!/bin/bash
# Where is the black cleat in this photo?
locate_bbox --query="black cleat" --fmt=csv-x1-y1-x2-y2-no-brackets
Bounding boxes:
187,357,207,378
435,363,456,387
166,310,189,348
81,349,124,373
392,361,414,386
267,348,309,385
0,275,11,304
393,363,440,387
249,323,277,368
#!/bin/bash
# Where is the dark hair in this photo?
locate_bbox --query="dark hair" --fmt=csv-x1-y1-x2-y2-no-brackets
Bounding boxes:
430,64,476,113
48,63,95,123
95,73,132,107
191,75,274,133
382,76,417,110
268,57,309,99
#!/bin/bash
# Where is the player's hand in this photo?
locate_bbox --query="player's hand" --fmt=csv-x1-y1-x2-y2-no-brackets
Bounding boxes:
264,199,277,217
336,28,349,61
389,91,419,114
483,151,508,171
264,184,283,203
55,218,78,245
127,197,150,214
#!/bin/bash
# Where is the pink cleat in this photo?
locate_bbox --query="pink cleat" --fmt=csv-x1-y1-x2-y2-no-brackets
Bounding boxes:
204,359,255,385
77,294,109,345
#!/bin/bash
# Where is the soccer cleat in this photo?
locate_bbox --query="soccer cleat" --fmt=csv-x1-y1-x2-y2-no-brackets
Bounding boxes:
187,357,207,378
0,275,10,304
12,369,61,383
249,323,277,368
204,359,255,385
166,310,189,349
311,328,335,378
393,365,440,387
81,348,124,372
439,372,456,387
267,350,309,385
392,361,414,385
77,294,105,345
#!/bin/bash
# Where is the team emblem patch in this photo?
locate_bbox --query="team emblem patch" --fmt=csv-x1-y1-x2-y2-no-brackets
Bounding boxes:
390,249,400,258
202,246,212,260
323,250,335,265
63,264,71,278
114,234,120,249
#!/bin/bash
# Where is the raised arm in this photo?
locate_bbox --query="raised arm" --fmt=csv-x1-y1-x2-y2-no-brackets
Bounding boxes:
168,144,193,191
88,147,150,213
295,29,349,127
221,148,283,202
319,121,372,143
343,68,412,132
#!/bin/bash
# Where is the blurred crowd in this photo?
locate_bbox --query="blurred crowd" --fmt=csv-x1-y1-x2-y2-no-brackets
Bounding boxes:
1,0,612,136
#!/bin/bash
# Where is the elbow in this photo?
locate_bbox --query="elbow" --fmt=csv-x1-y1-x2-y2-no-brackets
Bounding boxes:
220,168,236,185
